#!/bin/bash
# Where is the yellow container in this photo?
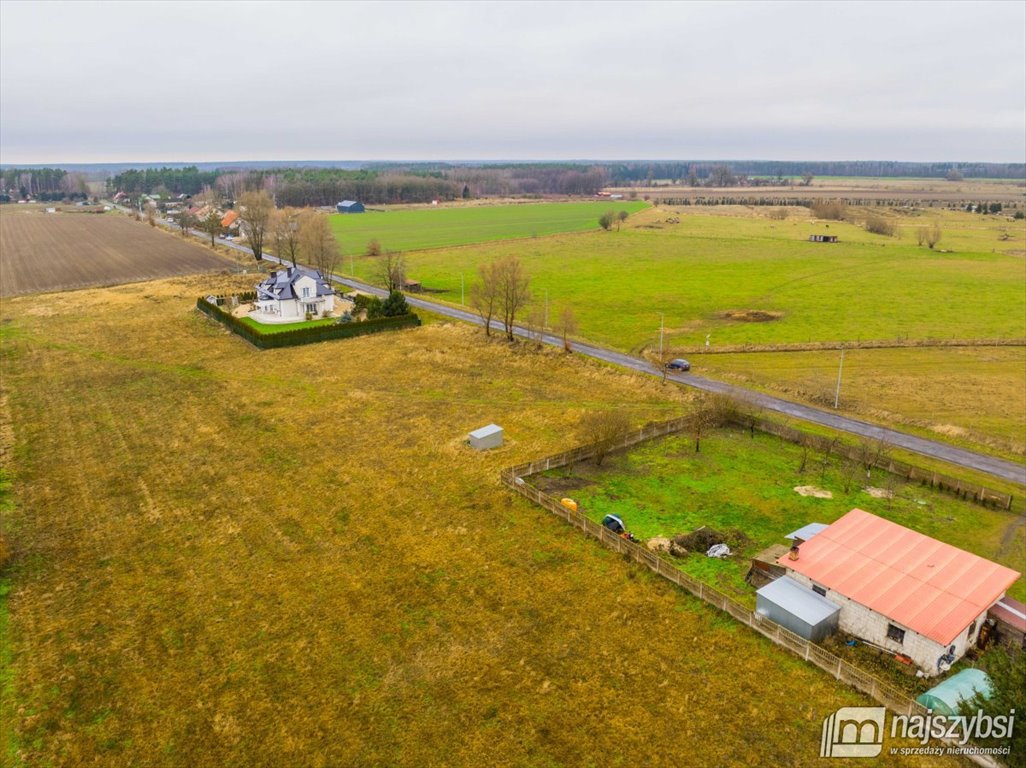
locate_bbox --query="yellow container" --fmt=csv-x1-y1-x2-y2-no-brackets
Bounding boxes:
560,498,578,512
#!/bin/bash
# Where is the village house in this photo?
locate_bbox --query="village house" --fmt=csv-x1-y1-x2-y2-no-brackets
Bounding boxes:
775,508,1019,676
251,267,336,323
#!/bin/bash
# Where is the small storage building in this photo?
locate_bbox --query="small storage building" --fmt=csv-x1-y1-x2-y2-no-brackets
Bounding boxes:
469,424,503,451
809,234,838,243
915,669,993,716
756,576,840,642
336,200,365,214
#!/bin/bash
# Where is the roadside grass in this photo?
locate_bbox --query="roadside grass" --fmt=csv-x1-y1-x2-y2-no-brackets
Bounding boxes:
237,315,337,334
690,346,1026,460
0,273,959,766
387,208,1024,352
538,427,1025,605
330,200,648,255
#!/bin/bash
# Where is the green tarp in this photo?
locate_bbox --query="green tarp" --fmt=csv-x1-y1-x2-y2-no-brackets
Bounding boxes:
916,669,993,716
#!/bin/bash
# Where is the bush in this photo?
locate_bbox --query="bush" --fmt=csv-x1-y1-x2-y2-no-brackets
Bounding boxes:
863,214,898,236
196,297,419,349
810,199,848,220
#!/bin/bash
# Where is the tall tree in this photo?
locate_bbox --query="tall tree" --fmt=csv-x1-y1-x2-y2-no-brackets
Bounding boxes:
298,210,339,279
556,305,577,351
376,250,406,293
238,190,274,261
199,210,222,246
497,255,530,342
273,207,302,266
469,261,501,337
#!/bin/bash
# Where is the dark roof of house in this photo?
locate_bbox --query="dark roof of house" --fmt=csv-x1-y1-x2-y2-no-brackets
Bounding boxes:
256,267,333,301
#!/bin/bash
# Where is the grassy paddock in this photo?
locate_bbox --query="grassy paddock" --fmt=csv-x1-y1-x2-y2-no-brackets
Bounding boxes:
0,274,961,766
395,207,1025,351
330,200,648,255
691,346,1026,460
538,428,1025,604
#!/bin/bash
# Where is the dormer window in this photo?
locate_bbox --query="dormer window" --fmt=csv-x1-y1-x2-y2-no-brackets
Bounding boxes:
302,287,311,298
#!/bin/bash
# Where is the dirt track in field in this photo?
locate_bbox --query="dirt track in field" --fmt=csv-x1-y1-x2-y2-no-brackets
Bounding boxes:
0,211,234,297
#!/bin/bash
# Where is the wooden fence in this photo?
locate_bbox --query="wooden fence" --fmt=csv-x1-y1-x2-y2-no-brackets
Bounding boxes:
500,468,927,717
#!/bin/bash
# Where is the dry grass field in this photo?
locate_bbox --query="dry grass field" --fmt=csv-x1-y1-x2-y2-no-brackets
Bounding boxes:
0,211,234,297
0,275,955,766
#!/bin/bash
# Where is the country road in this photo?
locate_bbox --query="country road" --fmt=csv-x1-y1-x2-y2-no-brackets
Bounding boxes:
153,211,1026,487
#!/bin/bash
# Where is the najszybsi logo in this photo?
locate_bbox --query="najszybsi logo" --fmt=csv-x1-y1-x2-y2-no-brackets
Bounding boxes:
820,705,1017,759
821,707,886,758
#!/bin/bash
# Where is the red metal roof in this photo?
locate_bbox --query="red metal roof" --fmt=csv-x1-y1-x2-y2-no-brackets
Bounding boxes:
989,596,1026,633
778,509,1020,646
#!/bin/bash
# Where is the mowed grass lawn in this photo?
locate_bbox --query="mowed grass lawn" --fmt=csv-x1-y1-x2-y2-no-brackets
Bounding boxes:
330,200,648,255
385,208,1026,351
1,275,955,766
539,429,1025,604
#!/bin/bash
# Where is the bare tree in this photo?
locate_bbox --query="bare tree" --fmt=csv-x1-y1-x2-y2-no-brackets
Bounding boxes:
366,239,382,258
524,304,546,345
616,210,629,231
801,171,814,186
238,190,274,261
273,207,302,266
578,410,631,466
916,226,928,246
599,210,615,231
177,209,196,236
925,222,942,249
469,261,500,336
144,201,157,227
555,305,576,351
299,210,339,279
498,255,530,341
376,250,406,293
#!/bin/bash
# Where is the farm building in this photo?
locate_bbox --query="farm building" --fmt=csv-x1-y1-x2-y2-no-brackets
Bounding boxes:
756,576,840,642
251,267,335,323
988,595,1026,649
336,200,365,214
809,234,838,243
777,509,1020,676
469,424,503,451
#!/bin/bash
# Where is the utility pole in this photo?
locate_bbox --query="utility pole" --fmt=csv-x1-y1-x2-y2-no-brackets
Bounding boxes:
659,313,664,358
834,347,845,409
544,289,549,327
460,273,465,306
350,253,355,276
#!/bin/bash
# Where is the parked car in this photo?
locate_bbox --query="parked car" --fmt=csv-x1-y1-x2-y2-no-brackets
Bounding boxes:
666,358,691,371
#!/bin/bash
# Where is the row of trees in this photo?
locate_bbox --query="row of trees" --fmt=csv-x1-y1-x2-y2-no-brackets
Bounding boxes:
607,160,1026,183
1,167,88,198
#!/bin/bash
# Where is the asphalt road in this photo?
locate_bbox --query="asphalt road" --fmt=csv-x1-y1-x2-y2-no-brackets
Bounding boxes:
154,214,1025,487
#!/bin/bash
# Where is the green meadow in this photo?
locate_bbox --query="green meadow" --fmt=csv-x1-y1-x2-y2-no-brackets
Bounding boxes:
349,208,1025,352
330,200,648,255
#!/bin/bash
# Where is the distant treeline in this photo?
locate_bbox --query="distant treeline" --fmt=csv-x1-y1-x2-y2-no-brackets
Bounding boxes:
98,159,1026,207
106,164,608,204
609,161,1026,183
1,167,89,197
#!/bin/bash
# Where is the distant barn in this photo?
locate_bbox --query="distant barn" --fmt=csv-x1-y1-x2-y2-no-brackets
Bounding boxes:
808,234,838,243
336,200,365,214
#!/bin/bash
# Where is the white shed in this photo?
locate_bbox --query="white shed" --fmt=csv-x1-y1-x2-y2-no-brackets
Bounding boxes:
469,424,503,451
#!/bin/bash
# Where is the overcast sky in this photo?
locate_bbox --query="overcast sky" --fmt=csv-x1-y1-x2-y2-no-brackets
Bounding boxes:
2,0,1024,165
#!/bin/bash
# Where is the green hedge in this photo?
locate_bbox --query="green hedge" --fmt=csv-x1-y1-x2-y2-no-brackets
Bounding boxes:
206,291,258,307
196,298,420,349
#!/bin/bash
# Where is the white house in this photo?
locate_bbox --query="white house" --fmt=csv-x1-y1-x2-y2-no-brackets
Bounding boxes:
251,267,335,324
778,508,1020,676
